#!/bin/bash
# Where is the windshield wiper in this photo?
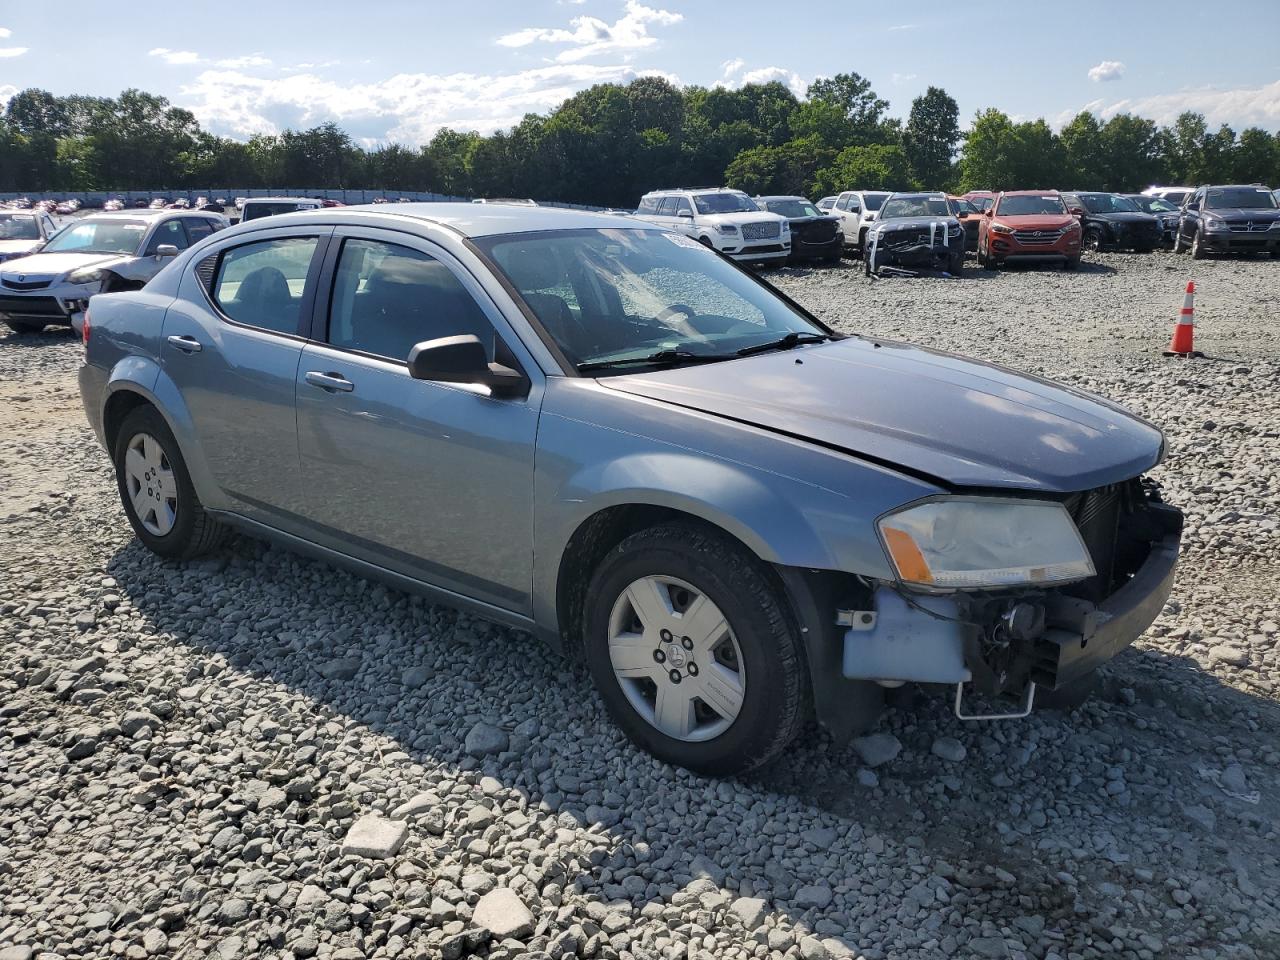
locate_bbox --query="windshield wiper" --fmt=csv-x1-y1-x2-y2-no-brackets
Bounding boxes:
735,332,829,357
577,349,734,373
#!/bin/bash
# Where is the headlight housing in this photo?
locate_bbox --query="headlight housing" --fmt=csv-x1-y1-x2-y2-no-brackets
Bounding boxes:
67,266,107,285
878,497,1095,590
1204,219,1230,231
1062,219,1081,233
715,224,738,235
990,222,1014,234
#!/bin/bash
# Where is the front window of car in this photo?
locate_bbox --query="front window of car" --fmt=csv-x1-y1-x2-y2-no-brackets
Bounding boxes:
880,196,950,219
862,194,888,212
995,195,1066,217
0,214,41,240
1136,197,1178,213
948,199,978,215
476,228,828,371
1204,187,1277,210
40,218,148,255
243,202,310,221
691,193,758,214
1080,194,1139,214
764,199,821,218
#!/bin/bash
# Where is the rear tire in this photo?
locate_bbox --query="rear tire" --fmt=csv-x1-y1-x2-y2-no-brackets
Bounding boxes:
582,523,809,777
113,405,226,560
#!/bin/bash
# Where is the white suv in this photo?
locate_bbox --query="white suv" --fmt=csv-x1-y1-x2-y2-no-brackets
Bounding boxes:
634,188,790,266
830,190,892,256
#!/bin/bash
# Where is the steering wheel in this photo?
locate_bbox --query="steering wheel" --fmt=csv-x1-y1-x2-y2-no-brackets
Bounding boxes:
656,303,702,339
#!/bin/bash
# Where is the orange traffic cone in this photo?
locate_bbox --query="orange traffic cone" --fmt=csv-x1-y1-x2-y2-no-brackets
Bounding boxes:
1163,281,1203,358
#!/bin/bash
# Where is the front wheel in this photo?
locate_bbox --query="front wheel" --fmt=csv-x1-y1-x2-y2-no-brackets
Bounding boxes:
1083,228,1104,252
113,405,226,559
3,319,48,334
582,523,809,776
1190,229,1206,260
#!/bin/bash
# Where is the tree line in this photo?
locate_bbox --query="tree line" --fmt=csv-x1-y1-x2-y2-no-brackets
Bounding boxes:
2,77,1278,205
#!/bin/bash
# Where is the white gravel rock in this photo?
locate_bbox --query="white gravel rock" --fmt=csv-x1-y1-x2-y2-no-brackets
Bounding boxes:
473,887,534,939
340,815,408,859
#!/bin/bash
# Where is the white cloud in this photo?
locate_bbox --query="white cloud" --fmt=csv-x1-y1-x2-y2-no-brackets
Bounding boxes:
216,54,272,69
0,84,17,109
149,47,201,65
179,63,685,144
1088,60,1125,83
891,72,917,85
715,61,805,97
0,27,10,38
496,0,682,63
0,46,27,58
887,23,916,31
1091,80,1280,129
720,58,744,79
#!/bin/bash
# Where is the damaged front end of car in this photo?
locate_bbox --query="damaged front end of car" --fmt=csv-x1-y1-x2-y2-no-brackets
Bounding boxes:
838,478,1183,720
865,219,964,276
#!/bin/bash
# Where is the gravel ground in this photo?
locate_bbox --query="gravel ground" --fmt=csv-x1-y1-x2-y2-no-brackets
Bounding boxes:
2,250,1279,960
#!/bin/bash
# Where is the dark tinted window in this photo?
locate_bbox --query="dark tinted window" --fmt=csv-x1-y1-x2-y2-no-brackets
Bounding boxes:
327,239,493,362
145,219,190,254
995,195,1067,216
242,202,311,221
1205,187,1276,210
765,199,820,218
212,237,318,335
182,218,216,243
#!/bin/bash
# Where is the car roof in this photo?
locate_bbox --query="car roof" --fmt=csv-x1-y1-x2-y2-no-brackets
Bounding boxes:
239,203,654,239
999,189,1062,196
83,209,219,221
244,196,322,204
756,195,809,202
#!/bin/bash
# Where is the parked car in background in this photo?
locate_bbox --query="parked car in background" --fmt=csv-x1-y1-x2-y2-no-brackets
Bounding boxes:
0,209,60,265
55,199,82,216
103,198,126,212
8,197,33,210
963,191,996,213
149,198,170,210
472,198,538,206
1060,192,1161,253
1123,194,1181,246
754,195,842,263
1142,186,1193,206
864,193,965,276
829,190,892,257
635,188,790,266
977,191,1081,270
79,203,1182,776
0,209,227,333
945,196,981,251
816,196,837,212
1174,184,1280,259
239,197,325,222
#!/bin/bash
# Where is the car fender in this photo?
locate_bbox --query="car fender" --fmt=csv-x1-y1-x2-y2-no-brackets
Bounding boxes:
100,357,226,510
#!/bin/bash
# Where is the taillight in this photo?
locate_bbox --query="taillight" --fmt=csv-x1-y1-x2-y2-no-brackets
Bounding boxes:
82,309,91,345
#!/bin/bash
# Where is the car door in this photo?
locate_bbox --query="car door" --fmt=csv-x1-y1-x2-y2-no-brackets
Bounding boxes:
160,226,331,523
293,228,541,615
672,196,696,236
1181,189,1204,242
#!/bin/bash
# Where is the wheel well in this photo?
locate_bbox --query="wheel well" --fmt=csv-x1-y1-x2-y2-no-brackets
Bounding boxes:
103,390,153,452
555,505,764,658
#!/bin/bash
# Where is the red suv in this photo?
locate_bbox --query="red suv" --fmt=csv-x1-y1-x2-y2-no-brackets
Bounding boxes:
978,190,1081,270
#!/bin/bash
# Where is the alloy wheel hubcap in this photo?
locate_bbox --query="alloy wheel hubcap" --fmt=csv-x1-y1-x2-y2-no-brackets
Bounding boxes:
124,432,178,536
607,575,745,742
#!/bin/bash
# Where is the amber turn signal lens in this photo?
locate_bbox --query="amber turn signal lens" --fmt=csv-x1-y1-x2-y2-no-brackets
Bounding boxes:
882,526,933,584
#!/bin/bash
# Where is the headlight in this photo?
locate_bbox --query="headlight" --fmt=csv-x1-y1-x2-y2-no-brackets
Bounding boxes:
1205,219,1230,231
947,224,963,237
878,498,1094,590
715,224,738,235
864,213,876,221
990,222,1014,234
1062,220,1081,233
780,221,790,233
1268,220,1280,230
67,267,107,285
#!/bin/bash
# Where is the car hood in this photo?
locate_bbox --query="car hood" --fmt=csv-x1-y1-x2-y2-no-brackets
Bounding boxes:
600,337,1163,493
993,214,1073,229
1203,208,1280,222
0,251,134,279
0,239,42,255
873,216,960,230
702,211,786,226
1089,211,1157,224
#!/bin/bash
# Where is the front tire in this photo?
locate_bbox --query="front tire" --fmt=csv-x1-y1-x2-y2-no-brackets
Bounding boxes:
582,523,808,776
3,319,48,334
1083,228,1104,252
113,405,226,560
1190,229,1206,260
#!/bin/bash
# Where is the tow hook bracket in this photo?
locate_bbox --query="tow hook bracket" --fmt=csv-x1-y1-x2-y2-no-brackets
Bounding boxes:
953,681,1036,721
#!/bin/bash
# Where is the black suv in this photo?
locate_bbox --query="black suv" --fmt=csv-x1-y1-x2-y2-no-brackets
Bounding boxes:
1175,184,1280,259
753,196,842,263
1061,192,1162,253
1123,194,1181,246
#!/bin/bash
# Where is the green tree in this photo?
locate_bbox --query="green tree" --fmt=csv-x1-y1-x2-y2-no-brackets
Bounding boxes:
958,110,1064,191
1233,127,1279,184
724,135,835,197
1098,114,1162,190
4,88,69,137
1060,111,1104,188
811,143,911,195
903,86,960,189
806,73,890,143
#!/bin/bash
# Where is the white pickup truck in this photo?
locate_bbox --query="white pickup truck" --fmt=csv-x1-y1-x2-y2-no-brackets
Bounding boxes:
634,188,790,266
830,190,892,257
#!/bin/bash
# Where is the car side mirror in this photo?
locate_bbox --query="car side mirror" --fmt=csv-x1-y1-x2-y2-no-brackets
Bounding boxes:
1068,207,1084,217
1186,201,1199,211
676,209,693,219
407,334,528,398
983,208,994,217
155,244,180,258
956,210,969,219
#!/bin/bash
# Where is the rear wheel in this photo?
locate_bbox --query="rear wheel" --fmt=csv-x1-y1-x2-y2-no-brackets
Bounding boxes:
583,523,808,776
948,251,964,276
113,405,226,560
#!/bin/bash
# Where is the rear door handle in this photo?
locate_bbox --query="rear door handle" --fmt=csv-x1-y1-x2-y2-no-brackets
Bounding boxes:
305,371,355,393
166,334,202,354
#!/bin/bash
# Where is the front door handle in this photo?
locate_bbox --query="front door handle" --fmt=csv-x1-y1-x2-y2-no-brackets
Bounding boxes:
166,334,202,354
305,371,355,393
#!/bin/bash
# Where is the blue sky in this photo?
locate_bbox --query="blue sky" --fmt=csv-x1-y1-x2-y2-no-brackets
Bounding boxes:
3,0,1279,145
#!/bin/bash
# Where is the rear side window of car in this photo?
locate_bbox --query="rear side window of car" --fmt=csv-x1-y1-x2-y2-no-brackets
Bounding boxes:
656,197,678,216
145,219,190,254
212,237,319,335
637,197,660,215
183,218,216,244
326,238,494,363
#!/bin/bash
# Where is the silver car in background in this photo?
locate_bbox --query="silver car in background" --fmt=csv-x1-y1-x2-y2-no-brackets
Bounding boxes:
0,209,227,334
79,205,1182,775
